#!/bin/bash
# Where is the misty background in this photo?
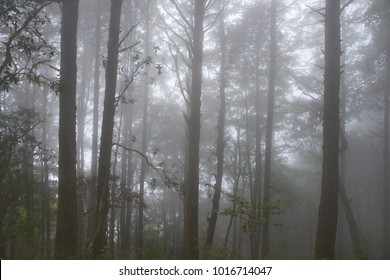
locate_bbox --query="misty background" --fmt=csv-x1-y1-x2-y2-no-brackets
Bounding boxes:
0,0,389,260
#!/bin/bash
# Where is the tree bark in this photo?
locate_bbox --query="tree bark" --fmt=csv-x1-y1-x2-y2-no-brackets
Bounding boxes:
41,90,51,258
205,12,227,249
135,0,151,260
87,0,102,242
183,0,205,260
92,0,123,259
383,10,390,259
315,0,341,260
261,0,277,260
253,17,263,260
54,0,79,259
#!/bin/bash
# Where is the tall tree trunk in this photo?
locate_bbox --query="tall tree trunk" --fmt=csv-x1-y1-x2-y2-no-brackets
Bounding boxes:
41,91,51,258
243,86,255,258
54,0,79,259
383,11,390,259
205,12,227,249
315,0,341,260
92,0,123,259
109,113,123,257
337,18,363,259
77,48,91,175
261,0,277,260
253,19,262,260
135,0,151,260
120,84,134,256
225,127,242,258
87,0,102,242
183,0,205,260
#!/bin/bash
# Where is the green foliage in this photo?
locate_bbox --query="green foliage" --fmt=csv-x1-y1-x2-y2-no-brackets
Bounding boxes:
0,0,55,92
356,235,372,260
0,107,41,181
0,107,56,259
219,193,263,236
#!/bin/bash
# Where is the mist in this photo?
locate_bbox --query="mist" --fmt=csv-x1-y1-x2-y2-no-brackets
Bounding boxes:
0,0,389,260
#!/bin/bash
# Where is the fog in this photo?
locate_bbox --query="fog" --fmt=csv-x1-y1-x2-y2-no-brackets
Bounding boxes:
0,0,389,260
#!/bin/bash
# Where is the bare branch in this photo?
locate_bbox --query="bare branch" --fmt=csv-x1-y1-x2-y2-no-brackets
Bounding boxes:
119,23,140,47
119,40,141,53
304,3,325,17
168,0,193,29
341,0,354,14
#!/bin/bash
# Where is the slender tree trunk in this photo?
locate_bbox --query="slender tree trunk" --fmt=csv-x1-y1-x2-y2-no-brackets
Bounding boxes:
253,22,262,260
119,102,129,255
23,124,34,256
92,0,123,259
244,88,254,206
77,48,91,175
54,0,79,259
205,13,227,249
76,53,89,242
183,0,205,260
120,87,134,256
337,20,363,258
243,86,255,257
135,0,151,260
41,90,51,258
225,128,242,258
315,0,341,260
383,13,390,259
87,0,102,242
261,0,277,260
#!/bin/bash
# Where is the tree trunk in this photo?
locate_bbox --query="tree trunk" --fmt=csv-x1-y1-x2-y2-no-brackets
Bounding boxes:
183,0,205,260
337,19,363,258
87,0,102,242
92,0,123,259
120,84,134,256
253,18,263,260
383,11,390,259
205,12,227,249
315,0,341,260
54,0,79,259
135,0,151,260
261,0,277,260
41,91,51,258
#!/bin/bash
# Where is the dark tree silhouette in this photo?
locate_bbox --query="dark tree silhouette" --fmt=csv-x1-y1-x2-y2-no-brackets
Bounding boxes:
315,0,341,260
54,0,79,259
91,0,123,259
183,0,206,260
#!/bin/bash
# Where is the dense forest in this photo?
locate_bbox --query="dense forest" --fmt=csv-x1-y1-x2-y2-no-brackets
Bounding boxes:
0,0,389,260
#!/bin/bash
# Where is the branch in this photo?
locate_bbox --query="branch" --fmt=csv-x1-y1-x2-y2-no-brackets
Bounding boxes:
203,0,230,33
0,1,51,76
168,0,192,29
340,0,354,14
119,40,141,53
113,143,180,190
113,143,156,171
304,3,325,18
119,23,140,47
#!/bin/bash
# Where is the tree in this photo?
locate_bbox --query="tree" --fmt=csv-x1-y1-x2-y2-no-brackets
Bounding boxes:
0,108,41,258
135,0,151,260
183,0,206,260
383,1,390,259
0,0,54,93
91,0,123,259
315,0,341,260
53,0,79,260
87,0,102,242
260,0,277,259
205,9,227,250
